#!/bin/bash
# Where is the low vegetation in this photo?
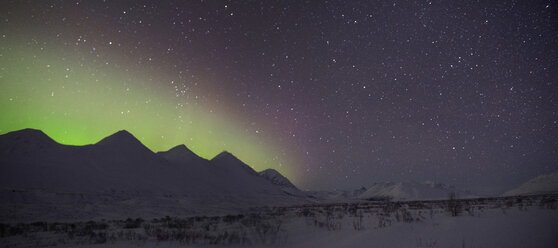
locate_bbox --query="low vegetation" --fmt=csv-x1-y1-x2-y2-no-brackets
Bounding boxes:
0,194,556,247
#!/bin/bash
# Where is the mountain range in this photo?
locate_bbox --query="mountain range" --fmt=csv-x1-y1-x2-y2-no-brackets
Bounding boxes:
0,128,307,221
5,128,533,222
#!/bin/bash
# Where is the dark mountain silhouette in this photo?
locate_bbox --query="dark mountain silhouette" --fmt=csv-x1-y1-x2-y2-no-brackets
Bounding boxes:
259,169,297,189
95,130,153,154
0,128,61,153
157,144,205,164
211,151,260,176
0,128,306,221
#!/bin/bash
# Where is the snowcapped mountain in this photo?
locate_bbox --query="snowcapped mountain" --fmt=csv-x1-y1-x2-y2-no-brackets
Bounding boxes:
0,128,307,221
358,181,472,201
306,187,368,202
307,181,473,202
503,172,558,196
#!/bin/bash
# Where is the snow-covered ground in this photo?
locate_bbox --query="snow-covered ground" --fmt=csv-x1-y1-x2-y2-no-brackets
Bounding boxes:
1,194,557,247
287,201,558,247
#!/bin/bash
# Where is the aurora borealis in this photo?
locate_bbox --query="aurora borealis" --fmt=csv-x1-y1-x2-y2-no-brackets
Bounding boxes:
1,1,557,194
0,37,293,180
0,1,299,183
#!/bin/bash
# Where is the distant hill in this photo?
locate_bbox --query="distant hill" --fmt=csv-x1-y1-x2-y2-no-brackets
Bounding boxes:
307,181,474,202
357,181,474,201
503,172,558,196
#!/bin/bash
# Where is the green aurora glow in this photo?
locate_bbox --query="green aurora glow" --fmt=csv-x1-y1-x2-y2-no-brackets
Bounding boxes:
0,36,299,184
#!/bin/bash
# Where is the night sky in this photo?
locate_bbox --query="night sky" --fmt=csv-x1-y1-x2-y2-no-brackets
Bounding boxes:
1,0,557,195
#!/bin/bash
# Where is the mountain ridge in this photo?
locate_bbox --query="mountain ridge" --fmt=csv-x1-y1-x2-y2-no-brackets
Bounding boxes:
0,128,287,179
0,128,307,221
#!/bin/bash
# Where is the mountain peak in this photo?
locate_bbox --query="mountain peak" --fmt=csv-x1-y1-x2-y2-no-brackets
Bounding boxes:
259,169,297,189
0,128,58,147
0,129,64,156
95,130,151,153
210,151,257,175
260,168,280,176
108,130,134,139
96,130,135,143
167,144,190,153
157,144,204,163
2,128,50,139
211,151,236,161
9,128,43,134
